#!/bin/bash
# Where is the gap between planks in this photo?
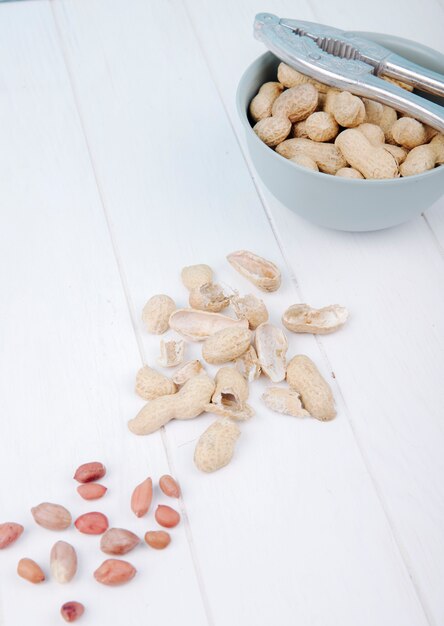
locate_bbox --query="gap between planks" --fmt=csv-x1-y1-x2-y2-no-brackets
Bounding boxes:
180,2,437,625
47,2,215,624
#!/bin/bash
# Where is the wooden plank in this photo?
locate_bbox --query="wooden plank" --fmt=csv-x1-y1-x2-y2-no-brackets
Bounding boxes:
0,3,209,625
51,0,433,624
182,0,444,623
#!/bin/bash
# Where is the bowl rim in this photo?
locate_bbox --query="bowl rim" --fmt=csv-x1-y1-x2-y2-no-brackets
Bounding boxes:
236,36,444,185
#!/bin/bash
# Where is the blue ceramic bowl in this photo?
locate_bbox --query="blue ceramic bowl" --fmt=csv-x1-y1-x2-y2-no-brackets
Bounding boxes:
236,33,444,231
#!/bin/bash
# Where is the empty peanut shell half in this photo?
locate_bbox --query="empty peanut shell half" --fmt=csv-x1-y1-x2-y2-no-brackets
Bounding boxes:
235,345,261,382
255,323,288,383
212,367,249,410
262,387,310,418
282,304,349,334
231,293,268,329
227,250,281,292
157,339,185,367
169,309,248,341
189,283,230,312
204,402,254,422
172,360,204,385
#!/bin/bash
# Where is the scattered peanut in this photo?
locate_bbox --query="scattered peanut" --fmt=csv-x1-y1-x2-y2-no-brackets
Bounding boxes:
77,483,107,500
169,308,248,341
212,367,249,410
128,373,215,435
131,477,153,518
135,365,177,400
181,264,213,290
286,355,336,421
227,250,281,292
189,282,230,312
253,115,291,147
202,326,252,365
172,360,204,385
262,387,310,418
100,528,140,555
194,418,241,473
74,462,106,484
31,503,72,531
74,512,109,535
94,559,136,586
50,541,77,583
231,293,268,329
158,338,185,367
155,505,180,528
60,602,85,623
282,304,349,334
142,295,176,334
255,322,288,383
235,345,261,382
249,81,284,122
144,530,171,549
159,475,181,498
0,522,24,549
17,558,45,584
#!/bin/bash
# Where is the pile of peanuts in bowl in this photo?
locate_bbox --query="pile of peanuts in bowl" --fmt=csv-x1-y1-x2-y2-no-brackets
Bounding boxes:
250,62,444,179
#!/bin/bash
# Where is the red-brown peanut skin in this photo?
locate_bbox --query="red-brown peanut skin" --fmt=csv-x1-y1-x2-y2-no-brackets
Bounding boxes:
155,505,180,528
77,483,107,500
0,523,24,549
74,512,109,535
93,559,136,585
60,601,85,623
73,462,106,483
144,530,171,549
159,475,180,498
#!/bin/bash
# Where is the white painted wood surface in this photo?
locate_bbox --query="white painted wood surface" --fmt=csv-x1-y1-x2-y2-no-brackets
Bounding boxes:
0,1,443,625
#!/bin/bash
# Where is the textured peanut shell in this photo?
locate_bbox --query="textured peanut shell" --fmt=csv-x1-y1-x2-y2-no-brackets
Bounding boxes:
379,106,398,143
181,264,213,290
189,282,229,312
391,117,427,149
231,293,268,329
204,402,254,422
335,129,399,179
135,365,176,400
400,145,437,177
276,138,346,174
142,295,176,334
253,116,291,147
305,111,339,142
227,250,281,292
290,154,319,171
430,133,444,164
335,167,364,179
128,373,215,435
291,120,309,138
357,123,385,146
282,304,349,334
286,355,335,421
172,360,204,385
331,91,365,127
272,83,318,122
202,326,252,365
235,345,261,382
255,322,288,383
277,62,328,92
157,339,185,367
212,367,249,410
169,308,248,341
383,144,408,165
363,98,383,125
262,387,310,418
249,82,284,122
194,418,241,473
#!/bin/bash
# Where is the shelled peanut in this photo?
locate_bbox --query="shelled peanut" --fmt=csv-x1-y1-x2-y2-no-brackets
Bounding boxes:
250,62,443,178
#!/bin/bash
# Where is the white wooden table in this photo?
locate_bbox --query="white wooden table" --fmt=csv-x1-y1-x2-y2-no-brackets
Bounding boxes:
1,1,443,624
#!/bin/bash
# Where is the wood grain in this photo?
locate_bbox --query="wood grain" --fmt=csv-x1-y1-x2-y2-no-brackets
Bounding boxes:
47,0,443,624
0,2,209,624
